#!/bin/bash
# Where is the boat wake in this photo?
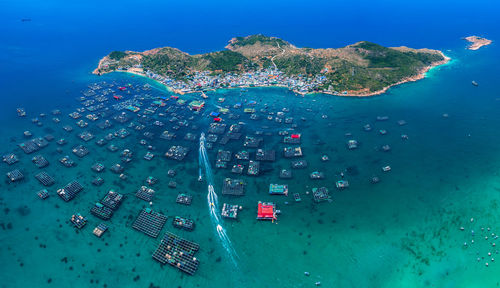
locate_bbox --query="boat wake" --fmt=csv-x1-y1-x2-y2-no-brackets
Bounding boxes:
199,133,238,266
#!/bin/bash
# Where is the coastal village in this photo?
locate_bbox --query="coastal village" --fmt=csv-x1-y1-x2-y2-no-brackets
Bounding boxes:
100,64,328,96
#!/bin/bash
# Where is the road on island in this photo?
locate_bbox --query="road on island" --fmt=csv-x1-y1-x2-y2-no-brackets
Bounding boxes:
271,42,286,70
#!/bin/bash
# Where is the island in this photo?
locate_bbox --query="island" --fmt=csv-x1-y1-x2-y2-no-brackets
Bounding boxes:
94,34,449,96
464,36,492,50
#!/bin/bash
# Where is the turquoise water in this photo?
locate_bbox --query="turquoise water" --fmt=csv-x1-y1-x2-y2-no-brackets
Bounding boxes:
2,0,500,285
1,39,500,287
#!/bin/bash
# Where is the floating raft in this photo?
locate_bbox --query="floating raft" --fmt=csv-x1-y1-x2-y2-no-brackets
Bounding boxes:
59,155,75,167
91,163,105,172
136,186,155,202
256,149,276,161
269,184,288,196
3,153,19,165
172,216,194,231
37,189,50,200
176,194,192,205
222,203,239,219
208,123,226,134
72,145,89,158
132,208,167,238
6,169,24,182
291,160,308,169
100,190,123,209
92,177,104,186
90,203,113,220
165,146,189,161
284,146,303,158
152,232,200,275
18,137,49,154
231,164,244,174
216,150,232,162
110,163,124,174
222,178,245,196
284,134,301,144
312,187,330,202
257,202,277,220
336,180,349,189
235,151,249,160
35,171,55,186
247,160,260,176
57,181,83,202
93,223,108,237
279,169,292,179
243,136,262,148
32,155,49,168
71,213,87,229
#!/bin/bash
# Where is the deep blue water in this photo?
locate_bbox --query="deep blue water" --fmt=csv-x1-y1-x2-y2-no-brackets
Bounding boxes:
1,1,500,287
1,0,498,117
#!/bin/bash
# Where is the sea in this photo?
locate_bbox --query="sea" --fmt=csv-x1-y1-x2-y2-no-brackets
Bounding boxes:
1,0,499,287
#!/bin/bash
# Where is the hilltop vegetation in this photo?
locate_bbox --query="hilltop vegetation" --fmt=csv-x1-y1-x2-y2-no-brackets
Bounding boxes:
95,34,446,93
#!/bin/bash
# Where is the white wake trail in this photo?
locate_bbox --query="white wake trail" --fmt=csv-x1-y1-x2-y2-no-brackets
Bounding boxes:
199,133,238,266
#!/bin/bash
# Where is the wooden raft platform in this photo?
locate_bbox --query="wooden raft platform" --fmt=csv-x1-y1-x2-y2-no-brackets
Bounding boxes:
132,208,167,238
152,232,200,275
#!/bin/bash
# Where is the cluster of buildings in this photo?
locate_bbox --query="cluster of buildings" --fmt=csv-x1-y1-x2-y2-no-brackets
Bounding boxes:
122,65,327,94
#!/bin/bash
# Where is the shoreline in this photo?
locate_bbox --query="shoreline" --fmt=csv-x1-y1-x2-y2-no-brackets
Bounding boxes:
94,52,451,98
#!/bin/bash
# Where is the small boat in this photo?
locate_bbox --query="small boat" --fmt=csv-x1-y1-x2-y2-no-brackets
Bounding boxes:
472,81,478,86
198,175,203,182
201,92,208,99
382,166,391,172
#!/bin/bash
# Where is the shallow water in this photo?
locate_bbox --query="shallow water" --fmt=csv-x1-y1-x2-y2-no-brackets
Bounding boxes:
1,41,500,288
2,1,500,285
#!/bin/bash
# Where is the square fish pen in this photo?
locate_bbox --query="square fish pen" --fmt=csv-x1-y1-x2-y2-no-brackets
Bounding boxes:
90,203,113,220
165,146,189,161
152,232,200,275
3,153,19,165
132,208,167,238
100,190,123,209
6,169,24,182
35,171,55,186
59,155,76,167
37,189,50,200
57,181,83,202
222,203,239,219
70,213,87,229
247,161,260,176
92,177,104,186
222,178,245,196
32,155,49,168
172,216,194,231
72,145,89,158
256,149,276,161
93,223,108,237
136,186,155,202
